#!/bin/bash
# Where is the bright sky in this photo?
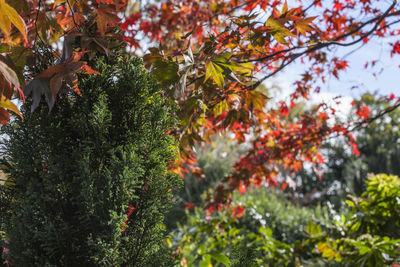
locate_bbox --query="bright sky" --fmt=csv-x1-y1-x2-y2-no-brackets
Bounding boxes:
264,41,400,119
262,0,400,116
273,38,400,97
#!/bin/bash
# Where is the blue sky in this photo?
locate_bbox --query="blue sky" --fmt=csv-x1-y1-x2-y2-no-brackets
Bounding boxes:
272,38,400,98
264,40,400,119
264,0,400,100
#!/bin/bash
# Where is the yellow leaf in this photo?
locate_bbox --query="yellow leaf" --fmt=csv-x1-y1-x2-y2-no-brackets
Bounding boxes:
265,16,295,45
317,242,327,252
0,95,22,119
281,0,288,14
295,17,317,36
265,138,275,147
273,32,288,45
213,54,254,76
322,247,336,260
205,61,224,88
213,100,229,117
230,62,254,76
0,60,20,87
0,0,27,42
0,7,11,43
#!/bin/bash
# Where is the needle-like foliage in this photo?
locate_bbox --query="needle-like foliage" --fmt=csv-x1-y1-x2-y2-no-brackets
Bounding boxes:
0,56,180,266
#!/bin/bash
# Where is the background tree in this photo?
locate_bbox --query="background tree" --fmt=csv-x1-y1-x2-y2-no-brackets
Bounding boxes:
123,0,400,208
286,93,400,207
165,134,247,229
0,56,180,266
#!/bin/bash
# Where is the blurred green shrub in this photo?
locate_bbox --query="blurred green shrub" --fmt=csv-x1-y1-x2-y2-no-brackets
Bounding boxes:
306,174,400,266
169,205,292,266
170,174,400,266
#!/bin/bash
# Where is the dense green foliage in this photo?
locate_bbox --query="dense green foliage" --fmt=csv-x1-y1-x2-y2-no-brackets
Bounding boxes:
0,56,180,266
171,174,400,266
307,174,400,266
170,208,292,266
169,188,328,266
236,189,330,244
346,173,400,238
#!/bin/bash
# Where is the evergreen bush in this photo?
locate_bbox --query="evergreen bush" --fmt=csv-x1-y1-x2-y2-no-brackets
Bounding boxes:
0,56,180,266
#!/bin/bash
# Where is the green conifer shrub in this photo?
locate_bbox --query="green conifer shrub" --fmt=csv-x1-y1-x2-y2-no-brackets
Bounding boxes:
0,56,180,266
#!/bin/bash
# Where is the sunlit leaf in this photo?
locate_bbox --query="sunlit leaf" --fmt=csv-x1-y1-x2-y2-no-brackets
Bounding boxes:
0,0,27,42
0,95,21,118
210,253,230,266
0,59,19,88
205,61,224,88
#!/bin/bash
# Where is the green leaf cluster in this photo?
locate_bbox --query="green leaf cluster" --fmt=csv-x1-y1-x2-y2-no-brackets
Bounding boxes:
305,174,400,266
169,205,292,267
205,53,253,88
346,174,400,238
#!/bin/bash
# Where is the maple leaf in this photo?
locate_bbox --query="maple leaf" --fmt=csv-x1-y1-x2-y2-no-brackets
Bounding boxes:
23,78,53,113
96,6,120,36
355,103,370,120
205,60,224,88
349,141,360,156
149,59,179,87
281,181,288,190
0,59,20,89
184,202,195,210
238,181,246,194
295,17,317,36
0,95,21,117
391,41,400,57
0,95,22,125
315,153,325,164
205,54,254,88
0,0,27,43
0,107,10,125
281,0,288,14
279,101,289,117
24,52,100,112
265,16,295,45
213,54,254,76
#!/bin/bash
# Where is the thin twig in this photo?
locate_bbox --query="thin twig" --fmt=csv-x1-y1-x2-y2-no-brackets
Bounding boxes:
349,101,400,133
245,1,399,89
33,0,42,47
303,0,321,13
244,7,400,64
66,0,79,28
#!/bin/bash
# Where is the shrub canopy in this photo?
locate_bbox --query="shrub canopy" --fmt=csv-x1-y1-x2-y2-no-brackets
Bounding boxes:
1,56,180,266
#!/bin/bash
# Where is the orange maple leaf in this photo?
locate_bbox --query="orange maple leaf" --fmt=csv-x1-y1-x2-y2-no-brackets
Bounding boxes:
96,6,120,36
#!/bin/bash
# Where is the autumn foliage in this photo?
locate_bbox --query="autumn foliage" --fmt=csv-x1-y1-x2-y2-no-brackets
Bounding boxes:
0,0,400,211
